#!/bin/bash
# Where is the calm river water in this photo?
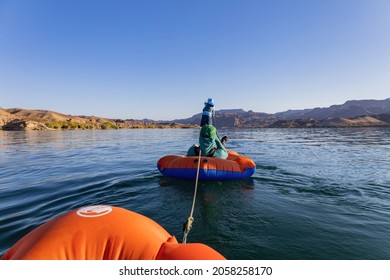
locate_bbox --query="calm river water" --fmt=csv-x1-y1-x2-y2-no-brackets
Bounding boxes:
0,127,389,259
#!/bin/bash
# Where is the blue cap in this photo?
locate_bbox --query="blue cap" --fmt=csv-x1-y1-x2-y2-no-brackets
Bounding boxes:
206,98,214,106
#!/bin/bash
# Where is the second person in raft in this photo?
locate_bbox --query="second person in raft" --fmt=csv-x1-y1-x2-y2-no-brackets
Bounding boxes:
187,125,228,159
200,98,215,127
200,98,228,145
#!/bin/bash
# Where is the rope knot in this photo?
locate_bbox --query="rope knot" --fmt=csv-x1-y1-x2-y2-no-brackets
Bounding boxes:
183,216,194,233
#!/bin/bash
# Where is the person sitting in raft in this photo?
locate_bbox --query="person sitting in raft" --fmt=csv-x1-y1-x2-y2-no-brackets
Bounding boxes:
200,98,215,127
200,98,228,145
187,125,228,159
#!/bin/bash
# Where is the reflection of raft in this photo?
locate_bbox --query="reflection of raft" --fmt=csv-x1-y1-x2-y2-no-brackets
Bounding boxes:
1,205,225,260
157,150,256,180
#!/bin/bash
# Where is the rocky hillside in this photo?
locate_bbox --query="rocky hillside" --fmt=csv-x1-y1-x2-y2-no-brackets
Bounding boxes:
174,98,390,128
0,108,196,131
275,98,390,120
2,98,390,130
269,113,390,128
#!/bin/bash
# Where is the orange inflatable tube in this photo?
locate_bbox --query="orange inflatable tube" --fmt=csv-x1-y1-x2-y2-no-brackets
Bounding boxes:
1,205,225,260
157,150,256,180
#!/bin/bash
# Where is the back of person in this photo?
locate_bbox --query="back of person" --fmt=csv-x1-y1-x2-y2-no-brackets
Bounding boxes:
199,125,216,155
199,125,228,159
200,98,215,127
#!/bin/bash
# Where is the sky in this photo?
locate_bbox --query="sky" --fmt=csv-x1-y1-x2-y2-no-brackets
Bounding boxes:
0,0,389,120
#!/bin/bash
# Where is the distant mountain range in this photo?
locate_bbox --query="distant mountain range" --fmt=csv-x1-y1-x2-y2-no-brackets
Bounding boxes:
1,98,390,130
0,108,196,130
174,98,390,128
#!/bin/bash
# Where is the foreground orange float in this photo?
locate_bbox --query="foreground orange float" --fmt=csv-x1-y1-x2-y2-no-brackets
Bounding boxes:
1,205,225,260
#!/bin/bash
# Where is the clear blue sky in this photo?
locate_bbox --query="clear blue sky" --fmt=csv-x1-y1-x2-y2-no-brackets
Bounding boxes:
1,0,389,120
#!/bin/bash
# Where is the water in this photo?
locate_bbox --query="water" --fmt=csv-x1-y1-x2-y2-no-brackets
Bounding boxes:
0,128,389,260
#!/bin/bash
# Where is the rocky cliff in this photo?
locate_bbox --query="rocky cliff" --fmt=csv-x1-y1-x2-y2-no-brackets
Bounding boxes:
0,108,196,131
2,98,390,130
174,98,390,128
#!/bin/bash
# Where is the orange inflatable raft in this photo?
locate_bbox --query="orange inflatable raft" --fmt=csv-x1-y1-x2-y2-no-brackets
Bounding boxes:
158,150,256,180
1,205,225,260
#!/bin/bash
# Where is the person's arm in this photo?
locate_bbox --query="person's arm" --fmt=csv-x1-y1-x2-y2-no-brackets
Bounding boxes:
215,137,227,152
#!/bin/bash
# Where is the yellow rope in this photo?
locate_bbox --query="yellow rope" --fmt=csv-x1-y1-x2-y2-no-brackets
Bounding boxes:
182,148,202,244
